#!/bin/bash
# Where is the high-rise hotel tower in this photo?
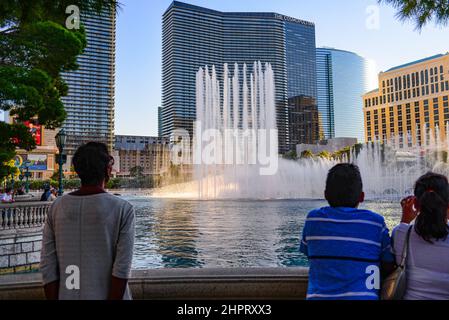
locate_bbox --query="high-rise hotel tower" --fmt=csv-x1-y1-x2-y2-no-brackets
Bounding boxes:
61,10,116,155
364,53,449,145
160,1,317,153
316,48,371,142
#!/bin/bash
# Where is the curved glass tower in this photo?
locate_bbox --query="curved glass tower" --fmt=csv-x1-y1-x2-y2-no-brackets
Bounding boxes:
161,1,316,153
316,47,371,142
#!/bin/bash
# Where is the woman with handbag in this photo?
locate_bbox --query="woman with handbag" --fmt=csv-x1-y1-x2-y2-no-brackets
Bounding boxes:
391,172,449,300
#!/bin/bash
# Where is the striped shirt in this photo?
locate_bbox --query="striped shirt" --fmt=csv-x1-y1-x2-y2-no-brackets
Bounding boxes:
300,206,394,300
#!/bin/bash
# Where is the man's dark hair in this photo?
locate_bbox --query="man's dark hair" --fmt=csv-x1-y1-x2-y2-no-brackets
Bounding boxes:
5,187,11,193
72,142,112,186
325,163,363,208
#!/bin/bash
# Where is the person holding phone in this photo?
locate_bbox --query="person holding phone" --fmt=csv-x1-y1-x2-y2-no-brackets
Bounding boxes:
392,172,449,300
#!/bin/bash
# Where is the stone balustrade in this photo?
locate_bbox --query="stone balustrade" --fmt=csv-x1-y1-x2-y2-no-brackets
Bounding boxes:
0,268,309,300
0,202,50,274
0,202,49,230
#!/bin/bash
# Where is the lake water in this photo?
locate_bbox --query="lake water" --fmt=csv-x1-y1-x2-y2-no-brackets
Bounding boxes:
129,197,402,269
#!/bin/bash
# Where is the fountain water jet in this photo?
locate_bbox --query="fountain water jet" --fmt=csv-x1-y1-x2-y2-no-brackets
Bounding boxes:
152,62,449,200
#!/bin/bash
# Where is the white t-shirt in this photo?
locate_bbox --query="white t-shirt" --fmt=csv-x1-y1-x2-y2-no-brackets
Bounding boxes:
1,193,12,202
40,193,135,300
392,223,449,300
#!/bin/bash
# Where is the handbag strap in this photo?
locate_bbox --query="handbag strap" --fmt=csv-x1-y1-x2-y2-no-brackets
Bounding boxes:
399,225,413,268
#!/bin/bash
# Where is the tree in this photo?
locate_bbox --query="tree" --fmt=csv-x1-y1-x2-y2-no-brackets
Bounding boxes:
353,143,364,158
0,0,120,180
0,121,35,183
283,150,298,160
168,162,181,182
50,169,65,181
317,150,331,159
332,146,351,161
379,0,449,30
300,150,314,159
442,150,448,163
129,166,144,179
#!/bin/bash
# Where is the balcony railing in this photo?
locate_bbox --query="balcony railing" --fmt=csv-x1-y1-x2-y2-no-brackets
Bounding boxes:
0,202,50,230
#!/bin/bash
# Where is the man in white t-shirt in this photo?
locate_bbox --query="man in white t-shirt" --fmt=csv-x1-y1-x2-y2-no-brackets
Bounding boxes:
1,188,14,203
40,142,135,300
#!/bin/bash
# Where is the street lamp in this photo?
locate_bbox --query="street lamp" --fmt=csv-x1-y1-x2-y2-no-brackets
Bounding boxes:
10,173,15,191
55,129,67,196
22,160,31,194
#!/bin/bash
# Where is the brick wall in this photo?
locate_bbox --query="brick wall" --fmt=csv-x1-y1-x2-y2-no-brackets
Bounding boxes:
0,228,43,274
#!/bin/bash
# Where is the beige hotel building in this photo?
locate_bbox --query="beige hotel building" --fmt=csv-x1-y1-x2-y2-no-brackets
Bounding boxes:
363,53,449,146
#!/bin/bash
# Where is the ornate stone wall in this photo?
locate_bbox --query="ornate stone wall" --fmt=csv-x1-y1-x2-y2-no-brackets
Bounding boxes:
0,202,49,274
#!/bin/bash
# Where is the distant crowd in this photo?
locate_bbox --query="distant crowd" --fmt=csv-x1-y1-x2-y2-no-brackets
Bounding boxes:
0,185,59,203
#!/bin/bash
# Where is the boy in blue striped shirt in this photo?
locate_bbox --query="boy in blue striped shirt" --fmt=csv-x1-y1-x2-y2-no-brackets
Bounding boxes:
300,164,395,300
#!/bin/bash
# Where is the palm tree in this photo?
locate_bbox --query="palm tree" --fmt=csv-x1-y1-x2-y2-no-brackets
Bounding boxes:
300,150,314,159
379,0,449,30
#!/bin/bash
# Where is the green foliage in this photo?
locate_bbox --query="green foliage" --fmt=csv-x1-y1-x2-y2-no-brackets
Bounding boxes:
342,147,351,161
283,150,298,160
129,165,144,178
0,0,119,183
317,150,331,159
63,178,81,190
331,147,351,161
15,178,80,191
0,122,35,181
353,143,364,157
300,150,313,159
105,177,158,189
12,176,161,191
379,0,449,30
13,179,52,191
106,177,122,189
121,165,154,188
0,21,86,128
442,151,448,163
168,162,181,177
49,170,64,181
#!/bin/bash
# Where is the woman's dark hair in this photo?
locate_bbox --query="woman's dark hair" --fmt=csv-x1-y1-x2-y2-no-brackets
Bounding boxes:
325,163,363,208
72,142,113,186
414,172,449,243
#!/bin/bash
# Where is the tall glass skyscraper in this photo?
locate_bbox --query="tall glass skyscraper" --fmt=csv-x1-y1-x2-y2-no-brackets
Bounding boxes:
316,47,370,142
61,11,116,155
161,1,316,152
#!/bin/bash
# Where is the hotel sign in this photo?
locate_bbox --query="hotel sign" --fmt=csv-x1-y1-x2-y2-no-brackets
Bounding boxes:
274,14,314,27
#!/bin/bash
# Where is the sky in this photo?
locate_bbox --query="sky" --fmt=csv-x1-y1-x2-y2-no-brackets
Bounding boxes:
115,0,449,137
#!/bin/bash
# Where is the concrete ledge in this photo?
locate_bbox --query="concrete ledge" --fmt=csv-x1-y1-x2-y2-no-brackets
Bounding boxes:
0,268,309,300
